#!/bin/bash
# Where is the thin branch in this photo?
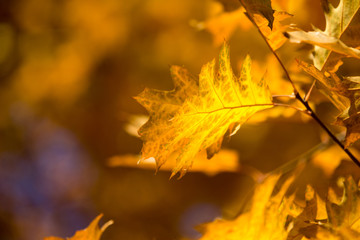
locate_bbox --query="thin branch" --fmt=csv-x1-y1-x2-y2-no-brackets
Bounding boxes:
239,0,299,95
239,1,360,167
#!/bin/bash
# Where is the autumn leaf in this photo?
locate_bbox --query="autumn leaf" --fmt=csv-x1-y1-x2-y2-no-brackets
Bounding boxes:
44,214,113,240
135,43,273,178
240,0,291,50
290,177,360,239
297,60,360,147
107,149,240,177
287,30,360,60
240,0,275,29
198,174,297,240
286,0,360,70
296,60,350,112
253,11,293,51
192,3,290,49
335,113,360,148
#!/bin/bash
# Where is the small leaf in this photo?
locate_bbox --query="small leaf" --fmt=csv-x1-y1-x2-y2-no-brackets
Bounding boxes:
296,60,349,112
287,0,360,70
287,31,360,60
44,214,113,240
253,11,293,50
240,0,275,29
335,113,360,148
240,0,291,50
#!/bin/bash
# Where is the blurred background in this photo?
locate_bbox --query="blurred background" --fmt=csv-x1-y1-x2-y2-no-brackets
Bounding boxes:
0,0,359,239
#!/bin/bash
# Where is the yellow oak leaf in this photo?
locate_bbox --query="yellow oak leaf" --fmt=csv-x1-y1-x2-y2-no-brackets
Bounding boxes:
286,0,360,70
44,214,113,240
198,174,296,240
135,43,273,178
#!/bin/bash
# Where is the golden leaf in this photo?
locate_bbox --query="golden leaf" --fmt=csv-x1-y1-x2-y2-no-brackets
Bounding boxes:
297,60,360,147
289,177,360,239
135,43,273,178
240,0,275,29
199,174,296,240
287,30,360,60
286,0,360,70
44,214,113,240
296,60,350,112
253,11,293,50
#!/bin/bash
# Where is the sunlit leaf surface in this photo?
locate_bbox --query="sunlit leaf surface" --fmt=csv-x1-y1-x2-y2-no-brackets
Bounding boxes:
135,43,273,178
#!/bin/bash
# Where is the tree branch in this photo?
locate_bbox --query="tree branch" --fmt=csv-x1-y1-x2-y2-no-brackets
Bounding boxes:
239,1,360,167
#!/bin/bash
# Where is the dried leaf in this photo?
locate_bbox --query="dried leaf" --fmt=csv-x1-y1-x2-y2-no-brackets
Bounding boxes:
240,0,275,29
296,60,350,112
240,0,291,50
44,214,113,240
297,60,360,147
287,31,360,60
335,113,360,148
135,43,273,178
287,0,360,70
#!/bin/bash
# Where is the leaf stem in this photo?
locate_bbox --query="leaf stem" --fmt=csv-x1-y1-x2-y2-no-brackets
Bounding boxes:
239,2,360,167
273,102,310,115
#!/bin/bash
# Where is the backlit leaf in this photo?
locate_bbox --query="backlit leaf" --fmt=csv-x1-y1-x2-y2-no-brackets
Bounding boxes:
287,0,360,70
199,174,296,240
240,0,291,50
253,11,293,50
44,214,113,240
240,0,275,29
287,30,360,60
135,43,273,178
297,60,360,147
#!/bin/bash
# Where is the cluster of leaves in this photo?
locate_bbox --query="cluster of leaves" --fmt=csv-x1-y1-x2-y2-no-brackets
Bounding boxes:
200,171,360,240
44,0,360,239
136,0,360,177
130,0,360,239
